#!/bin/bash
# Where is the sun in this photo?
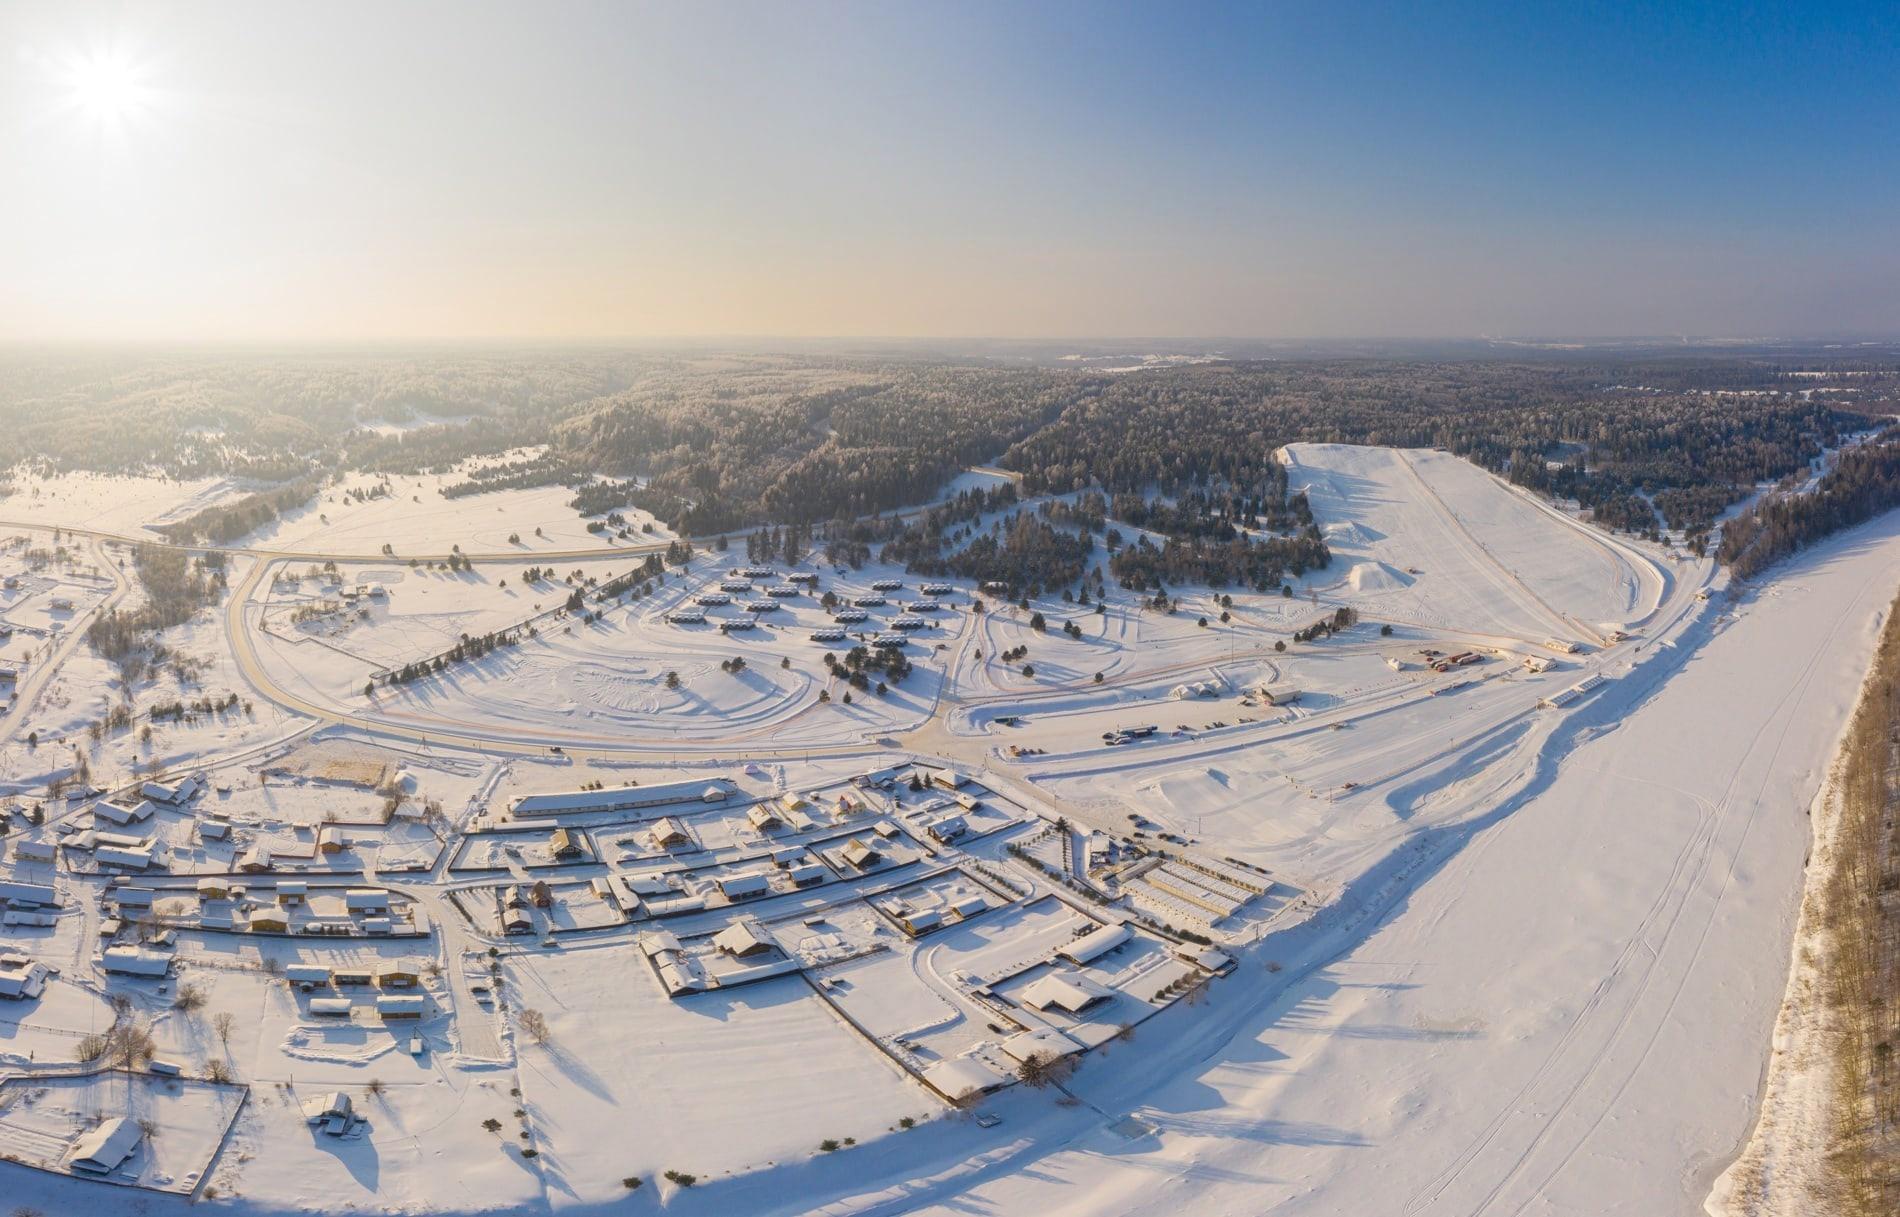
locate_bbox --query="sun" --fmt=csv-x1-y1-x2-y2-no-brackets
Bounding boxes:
60,49,153,126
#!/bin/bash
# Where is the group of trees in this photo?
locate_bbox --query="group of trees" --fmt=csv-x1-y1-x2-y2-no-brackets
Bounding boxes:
86,547,227,673
375,627,521,689
155,476,321,545
905,513,1095,594
744,523,815,566
1109,529,1330,592
1719,430,1900,579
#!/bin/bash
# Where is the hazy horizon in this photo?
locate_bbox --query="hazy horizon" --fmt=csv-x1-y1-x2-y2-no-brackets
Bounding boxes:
4,1,1897,344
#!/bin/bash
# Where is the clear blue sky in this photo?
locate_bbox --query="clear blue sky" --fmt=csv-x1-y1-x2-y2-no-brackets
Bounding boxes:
2,0,1895,339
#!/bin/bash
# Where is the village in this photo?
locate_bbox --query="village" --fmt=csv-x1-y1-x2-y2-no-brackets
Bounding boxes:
0,438,1755,1211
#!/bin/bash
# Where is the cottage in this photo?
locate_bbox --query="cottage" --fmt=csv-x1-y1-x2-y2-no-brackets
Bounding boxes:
276,881,308,905
196,878,231,901
786,862,826,888
317,825,346,854
95,798,155,827
529,880,553,908
1020,972,1114,1014
68,1117,143,1175
718,871,770,902
345,888,391,913
747,804,785,831
100,947,171,978
712,917,776,958
927,814,968,844
247,907,289,933
332,967,375,987
140,777,198,805
197,819,232,841
0,956,49,1000
549,828,583,859
1000,1025,1083,1063
922,1056,1006,1101
237,846,273,873
284,964,331,987
376,959,421,988
647,818,690,848
12,839,56,864
841,839,880,869
896,907,943,935
113,886,155,911
94,844,154,871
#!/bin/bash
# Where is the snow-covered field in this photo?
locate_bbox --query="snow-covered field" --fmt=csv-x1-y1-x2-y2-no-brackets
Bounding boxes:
0,443,1883,1216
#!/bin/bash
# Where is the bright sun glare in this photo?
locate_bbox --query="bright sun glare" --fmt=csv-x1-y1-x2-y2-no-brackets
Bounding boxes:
61,49,151,124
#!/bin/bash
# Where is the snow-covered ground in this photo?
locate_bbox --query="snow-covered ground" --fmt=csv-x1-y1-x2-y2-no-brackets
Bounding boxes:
0,443,1885,1216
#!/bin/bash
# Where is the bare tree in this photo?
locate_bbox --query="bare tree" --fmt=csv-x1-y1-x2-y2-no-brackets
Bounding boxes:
519,1008,551,1044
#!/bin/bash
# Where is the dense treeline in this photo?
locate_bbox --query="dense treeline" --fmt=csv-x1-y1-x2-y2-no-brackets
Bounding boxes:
559,365,1071,531
1719,432,1900,579
1108,529,1331,591
900,513,1095,594
1000,361,1876,539
6,349,1896,566
154,477,322,544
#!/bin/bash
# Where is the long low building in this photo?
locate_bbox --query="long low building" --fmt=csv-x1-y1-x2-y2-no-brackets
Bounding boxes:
511,778,733,818
0,880,59,908
1057,922,1132,965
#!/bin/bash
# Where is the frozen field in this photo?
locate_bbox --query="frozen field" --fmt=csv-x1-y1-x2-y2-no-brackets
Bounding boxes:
0,445,1883,1217
1285,443,1670,644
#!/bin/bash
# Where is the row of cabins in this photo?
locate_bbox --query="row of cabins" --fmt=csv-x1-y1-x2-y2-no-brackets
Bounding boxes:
285,958,422,990
292,957,429,1019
